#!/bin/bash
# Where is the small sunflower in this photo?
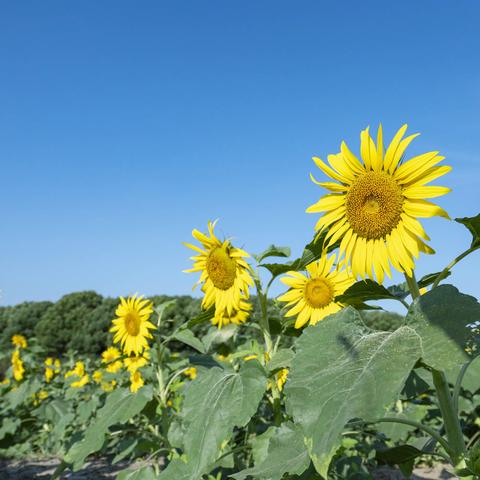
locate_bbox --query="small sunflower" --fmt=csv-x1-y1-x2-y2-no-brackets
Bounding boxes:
184,220,254,316
130,370,144,393
278,253,354,328
65,361,85,379
101,347,123,373
183,367,197,380
276,368,289,391
11,350,25,381
306,125,451,283
71,374,90,388
11,334,27,349
102,380,116,392
124,350,150,373
110,295,156,355
93,370,103,384
212,299,252,329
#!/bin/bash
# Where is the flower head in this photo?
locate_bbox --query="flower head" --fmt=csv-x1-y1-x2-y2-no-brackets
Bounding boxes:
183,367,197,380
124,350,150,373
11,350,25,381
110,295,156,356
130,370,144,393
307,125,451,283
11,334,27,349
278,253,354,328
101,347,123,373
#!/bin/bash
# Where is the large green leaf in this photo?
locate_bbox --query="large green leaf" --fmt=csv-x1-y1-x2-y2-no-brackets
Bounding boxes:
159,361,267,479
172,329,206,354
254,245,291,263
456,214,480,249
231,423,310,480
405,285,479,370
336,279,405,306
65,386,153,471
285,308,421,477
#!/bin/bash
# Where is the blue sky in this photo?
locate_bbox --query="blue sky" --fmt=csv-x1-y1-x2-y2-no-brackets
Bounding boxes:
1,1,479,306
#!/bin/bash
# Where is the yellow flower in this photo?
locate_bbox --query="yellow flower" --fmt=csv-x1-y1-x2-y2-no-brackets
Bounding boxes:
243,354,258,361
11,350,25,381
110,295,156,355
101,380,117,392
276,368,289,391
184,220,254,318
124,350,150,373
11,334,27,349
93,370,103,383
38,390,48,400
1,378,10,386
45,367,54,383
71,374,90,388
54,359,61,371
212,300,252,329
183,367,197,380
306,125,451,283
45,357,61,383
278,253,354,328
65,361,85,379
101,347,123,373
130,370,144,393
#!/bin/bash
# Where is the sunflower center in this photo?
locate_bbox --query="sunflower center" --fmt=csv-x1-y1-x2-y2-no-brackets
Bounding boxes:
345,171,403,239
206,247,237,290
124,312,141,336
304,278,334,308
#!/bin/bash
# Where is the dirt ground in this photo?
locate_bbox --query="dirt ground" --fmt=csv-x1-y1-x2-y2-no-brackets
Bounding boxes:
0,459,458,479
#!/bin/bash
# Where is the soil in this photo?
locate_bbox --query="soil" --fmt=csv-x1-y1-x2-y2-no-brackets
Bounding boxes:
0,459,458,479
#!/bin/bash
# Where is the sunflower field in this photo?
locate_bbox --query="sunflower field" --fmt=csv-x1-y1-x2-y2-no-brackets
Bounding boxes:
1,125,480,479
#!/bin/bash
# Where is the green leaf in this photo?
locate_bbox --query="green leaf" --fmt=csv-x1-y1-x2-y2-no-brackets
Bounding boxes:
376,444,423,465
285,307,422,477
231,423,310,480
172,329,206,354
65,386,153,471
4,378,41,409
112,438,139,464
267,348,295,373
336,279,405,306
418,271,451,289
255,245,291,263
406,285,479,370
456,214,480,248
0,417,21,440
117,466,158,480
461,355,480,393
187,307,215,328
377,405,429,442
155,299,177,326
202,324,237,352
159,361,267,479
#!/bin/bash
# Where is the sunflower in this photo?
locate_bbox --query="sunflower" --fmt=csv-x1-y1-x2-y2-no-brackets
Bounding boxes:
212,299,252,329
183,367,197,380
130,370,144,393
101,347,123,373
11,350,25,381
124,350,150,373
306,125,451,283
71,374,90,388
276,368,289,391
110,295,156,355
44,357,61,383
184,220,254,316
102,380,116,392
93,370,103,384
278,253,354,328
11,334,27,349
65,361,85,379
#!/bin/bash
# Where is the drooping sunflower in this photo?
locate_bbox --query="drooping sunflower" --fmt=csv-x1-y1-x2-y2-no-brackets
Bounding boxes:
110,295,156,356
184,220,254,316
101,346,123,373
306,125,451,283
278,253,354,328
212,299,252,329
130,370,144,393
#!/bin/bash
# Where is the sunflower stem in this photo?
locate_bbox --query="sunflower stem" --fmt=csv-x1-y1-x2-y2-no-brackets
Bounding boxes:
431,369,467,467
431,246,479,290
404,272,421,300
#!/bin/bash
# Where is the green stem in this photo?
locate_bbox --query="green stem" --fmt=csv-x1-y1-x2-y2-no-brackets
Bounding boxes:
453,359,473,414
253,275,273,356
432,369,466,466
404,271,421,300
375,417,452,454
432,246,479,290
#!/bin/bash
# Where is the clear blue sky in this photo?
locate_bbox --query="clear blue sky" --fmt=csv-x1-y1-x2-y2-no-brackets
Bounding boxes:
1,1,479,306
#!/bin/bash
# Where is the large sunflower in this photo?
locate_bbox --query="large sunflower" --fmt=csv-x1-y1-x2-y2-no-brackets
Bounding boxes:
278,253,354,328
306,125,451,283
184,220,254,315
110,295,156,355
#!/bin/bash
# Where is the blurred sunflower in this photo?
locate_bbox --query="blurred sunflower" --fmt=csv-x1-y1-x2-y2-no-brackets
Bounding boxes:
306,125,451,283
278,254,354,328
101,346,123,373
212,299,252,329
65,361,85,379
276,368,289,391
130,370,144,393
11,350,25,381
110,295,156,355
124,350,150,373
183,367,197,380
184,220,253,316
71,374,90,388
11,334,27,349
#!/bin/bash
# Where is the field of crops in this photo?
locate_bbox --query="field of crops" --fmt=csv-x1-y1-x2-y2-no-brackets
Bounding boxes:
1,125,480,479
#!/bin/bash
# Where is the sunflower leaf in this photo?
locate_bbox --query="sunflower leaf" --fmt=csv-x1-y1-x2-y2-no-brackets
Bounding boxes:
336,279,405,305
159,361,267,480
172,329,206,354
405,285,479,370
254,245,291,263
187,307,215,328
456,214,480,249
231,423,310,480
285,307,421,477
